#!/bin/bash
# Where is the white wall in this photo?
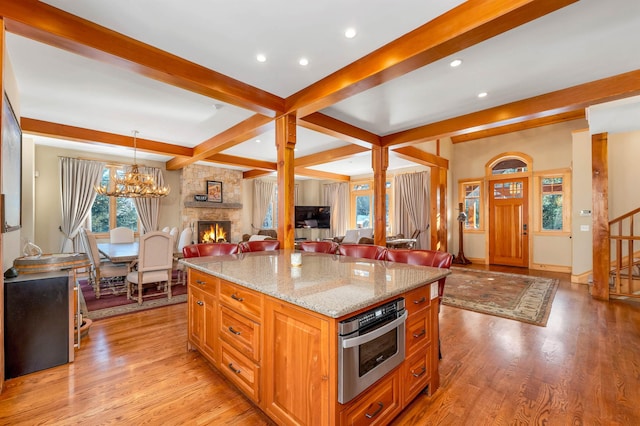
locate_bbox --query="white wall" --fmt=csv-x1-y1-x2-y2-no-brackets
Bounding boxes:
451,120,587,268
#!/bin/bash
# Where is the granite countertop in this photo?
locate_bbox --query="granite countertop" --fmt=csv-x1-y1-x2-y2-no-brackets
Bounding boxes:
180,249,451,318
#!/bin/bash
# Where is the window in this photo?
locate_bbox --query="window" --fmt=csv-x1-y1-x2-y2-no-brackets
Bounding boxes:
262,186,278,228
535,171,571,233
459,180,483,231
90,165,139,235
350,180,392,232
541,177,563,230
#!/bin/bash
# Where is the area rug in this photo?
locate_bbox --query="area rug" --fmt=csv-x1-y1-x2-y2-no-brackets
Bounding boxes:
442,267,559,326
79,275,187,320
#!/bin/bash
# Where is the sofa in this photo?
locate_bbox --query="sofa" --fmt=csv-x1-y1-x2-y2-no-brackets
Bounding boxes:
241,229,277,242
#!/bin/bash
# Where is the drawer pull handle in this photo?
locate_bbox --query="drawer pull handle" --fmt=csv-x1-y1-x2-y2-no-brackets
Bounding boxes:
412,366,427,378
365,402,384,419
197,301,204,306
413,329,426,338
195,280,206,285
228,326,241,335
231,293,244,302
413,296,426,304
228,363,241,374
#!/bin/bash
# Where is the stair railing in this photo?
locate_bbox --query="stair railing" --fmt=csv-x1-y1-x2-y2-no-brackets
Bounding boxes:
609,206,640,298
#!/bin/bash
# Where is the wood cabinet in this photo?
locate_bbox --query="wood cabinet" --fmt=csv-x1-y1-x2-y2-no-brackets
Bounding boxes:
263,299,334,426
339,370,402,426
186,266,440,425
187,270,218,364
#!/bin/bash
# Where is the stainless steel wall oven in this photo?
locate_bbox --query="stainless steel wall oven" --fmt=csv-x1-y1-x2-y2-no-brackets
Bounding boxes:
338,298,407,404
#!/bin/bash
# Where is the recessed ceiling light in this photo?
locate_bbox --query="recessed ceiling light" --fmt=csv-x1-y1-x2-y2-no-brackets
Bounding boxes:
450,59,462,67
344,28,357,39
255,139,261,143
256,54,267,63
299,58,309,66
477,92,488,98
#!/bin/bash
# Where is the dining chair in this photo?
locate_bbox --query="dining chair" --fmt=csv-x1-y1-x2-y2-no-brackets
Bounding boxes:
385,248,453,358
337,244,387,260
126,231,174,305
80,228,129,299
109,227,134,243
299,241,339,254
183,242,239,257
238,240,281,253
169,226,179,248
177,228,193,252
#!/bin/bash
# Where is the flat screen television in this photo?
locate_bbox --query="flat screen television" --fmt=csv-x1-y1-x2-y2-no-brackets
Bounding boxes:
294,206,331,228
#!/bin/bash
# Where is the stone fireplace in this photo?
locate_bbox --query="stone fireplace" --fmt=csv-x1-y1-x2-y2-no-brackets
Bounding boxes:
180,164,244,243
197,220,232,243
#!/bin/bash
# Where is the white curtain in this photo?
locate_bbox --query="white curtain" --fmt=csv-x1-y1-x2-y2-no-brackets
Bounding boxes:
133,166,167,234
59,157,105,252
394,171,431,249
322,182,349,237
252,179,276,231
294,183,300,206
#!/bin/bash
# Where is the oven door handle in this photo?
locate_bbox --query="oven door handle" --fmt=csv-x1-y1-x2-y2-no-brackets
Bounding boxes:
341,311,407,349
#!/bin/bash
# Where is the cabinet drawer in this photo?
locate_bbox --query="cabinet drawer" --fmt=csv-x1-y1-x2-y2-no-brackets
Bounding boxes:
404,284,432,317
340,370,401,426
406,313,430,356
402,346,432,405
189,270,218,295
219,306,260,362
219,281,262,321
220,341,260,403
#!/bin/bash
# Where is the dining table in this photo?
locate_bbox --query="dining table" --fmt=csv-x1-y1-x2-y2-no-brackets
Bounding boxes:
97,242,139,264
97,242,183,264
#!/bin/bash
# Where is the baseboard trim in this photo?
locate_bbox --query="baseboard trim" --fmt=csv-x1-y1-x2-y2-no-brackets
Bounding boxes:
530,263,572,274
571,271,592,285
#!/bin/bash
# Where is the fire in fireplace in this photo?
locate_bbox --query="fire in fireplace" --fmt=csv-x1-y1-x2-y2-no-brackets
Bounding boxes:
197,221,231,243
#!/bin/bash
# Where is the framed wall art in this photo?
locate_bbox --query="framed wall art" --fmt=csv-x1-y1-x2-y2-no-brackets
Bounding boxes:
207,180,222,203
2,92,22,233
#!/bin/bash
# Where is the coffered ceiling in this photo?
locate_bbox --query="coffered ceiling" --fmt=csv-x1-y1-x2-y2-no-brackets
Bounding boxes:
3,0,640,179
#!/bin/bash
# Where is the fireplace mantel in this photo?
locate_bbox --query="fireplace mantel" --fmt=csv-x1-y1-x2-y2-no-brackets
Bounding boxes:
184,202,243,209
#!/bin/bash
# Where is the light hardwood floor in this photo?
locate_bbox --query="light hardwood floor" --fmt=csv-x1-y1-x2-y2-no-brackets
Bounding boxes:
1,266,639,425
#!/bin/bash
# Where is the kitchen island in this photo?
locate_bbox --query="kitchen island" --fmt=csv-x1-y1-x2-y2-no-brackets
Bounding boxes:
180,249,450,425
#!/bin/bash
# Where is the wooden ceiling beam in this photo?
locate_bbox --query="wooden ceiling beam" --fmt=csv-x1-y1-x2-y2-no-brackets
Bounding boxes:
21,117,192,157
243,169,274,180
451,110,586,143
392,146,449,169
0,0,284,116
286,0,578,117
293,168,350,182
298,113,381,147
295,145,369,168
206,153,276,171
166,114,274,170
382,69,640,146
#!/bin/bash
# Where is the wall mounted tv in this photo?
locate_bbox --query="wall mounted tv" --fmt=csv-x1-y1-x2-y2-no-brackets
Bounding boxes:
294,206,331,228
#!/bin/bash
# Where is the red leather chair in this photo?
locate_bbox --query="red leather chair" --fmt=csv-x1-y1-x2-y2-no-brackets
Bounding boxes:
298,241,339,254
385,248,453,307
182,242,239,258
385,248,453,359
238,240,281,253
337,244,387,260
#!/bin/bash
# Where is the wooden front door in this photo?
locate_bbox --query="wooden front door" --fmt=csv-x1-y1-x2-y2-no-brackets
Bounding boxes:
489,178,529,267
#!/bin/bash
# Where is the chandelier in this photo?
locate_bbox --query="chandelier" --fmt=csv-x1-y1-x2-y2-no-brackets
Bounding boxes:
94,131,170,198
